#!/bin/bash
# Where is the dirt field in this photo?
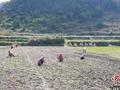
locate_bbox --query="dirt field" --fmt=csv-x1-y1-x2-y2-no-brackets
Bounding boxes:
0,46,120,90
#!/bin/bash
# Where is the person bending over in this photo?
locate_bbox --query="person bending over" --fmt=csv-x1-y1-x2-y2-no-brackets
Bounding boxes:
38,57,45,66
8,51,15,57
58,54,64,62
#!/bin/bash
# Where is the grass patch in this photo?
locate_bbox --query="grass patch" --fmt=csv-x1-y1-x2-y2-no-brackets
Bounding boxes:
67,46,120,59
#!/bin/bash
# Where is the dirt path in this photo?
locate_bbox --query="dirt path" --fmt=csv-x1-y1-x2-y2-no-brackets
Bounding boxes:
20,47,54,90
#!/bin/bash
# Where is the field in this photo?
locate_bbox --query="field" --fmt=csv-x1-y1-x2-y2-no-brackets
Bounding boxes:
69,46,120,59
0,46,120,90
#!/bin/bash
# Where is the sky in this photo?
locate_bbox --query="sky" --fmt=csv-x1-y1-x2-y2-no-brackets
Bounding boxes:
0,0,10,3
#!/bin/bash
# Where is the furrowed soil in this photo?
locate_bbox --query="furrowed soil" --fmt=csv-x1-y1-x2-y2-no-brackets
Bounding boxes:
0,46,120,90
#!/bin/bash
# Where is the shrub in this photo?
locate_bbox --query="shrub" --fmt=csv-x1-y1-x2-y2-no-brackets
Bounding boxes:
95,42,109,46
0,41,12,46
27,37,65,46
110,42,120,46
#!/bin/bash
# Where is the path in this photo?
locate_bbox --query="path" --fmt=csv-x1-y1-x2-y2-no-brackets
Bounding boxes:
20,47,54,90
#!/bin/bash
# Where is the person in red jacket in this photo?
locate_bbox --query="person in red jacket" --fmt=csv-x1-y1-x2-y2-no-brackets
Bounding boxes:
58,54,64,62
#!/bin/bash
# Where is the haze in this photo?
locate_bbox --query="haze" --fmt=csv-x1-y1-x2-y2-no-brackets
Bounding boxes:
0,0,10,3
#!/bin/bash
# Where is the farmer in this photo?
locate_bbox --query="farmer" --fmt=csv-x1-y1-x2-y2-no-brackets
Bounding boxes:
58,54,64,62
14,41,18,47
8,51,15,57
11,45,14,49
38,57,45,66
15,44,18,47
80,48,87,60
80,54,85,60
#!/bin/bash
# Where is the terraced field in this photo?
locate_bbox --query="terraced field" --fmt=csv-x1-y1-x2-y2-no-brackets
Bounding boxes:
0,46,120,90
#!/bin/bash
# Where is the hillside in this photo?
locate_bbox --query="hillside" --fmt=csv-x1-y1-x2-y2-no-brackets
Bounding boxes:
0,3,2,9
0,2,5,9
0,0,120,34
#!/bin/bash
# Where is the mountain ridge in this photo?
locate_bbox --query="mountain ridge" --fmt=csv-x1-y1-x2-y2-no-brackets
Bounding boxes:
0,0,120,34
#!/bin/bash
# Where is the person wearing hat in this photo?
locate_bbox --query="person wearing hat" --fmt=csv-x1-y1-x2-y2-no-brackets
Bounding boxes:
80,48,87,60
38,56,45,66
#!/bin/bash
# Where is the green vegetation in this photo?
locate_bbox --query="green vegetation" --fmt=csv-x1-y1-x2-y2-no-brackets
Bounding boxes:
66,39,120,46
28,37,65,46
0,35,120,46
65,35,120,40
0,36,65,46
0,37,29,42
0,36,29,46
69,46,120,59
0,41,12,46
66,39,120,43
0,0,120,34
